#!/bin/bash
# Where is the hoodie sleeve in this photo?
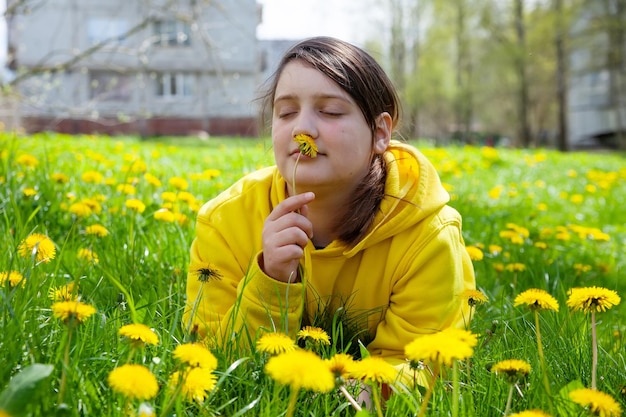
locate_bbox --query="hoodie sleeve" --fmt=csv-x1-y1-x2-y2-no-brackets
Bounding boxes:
183,177,304,345
366,206,475,382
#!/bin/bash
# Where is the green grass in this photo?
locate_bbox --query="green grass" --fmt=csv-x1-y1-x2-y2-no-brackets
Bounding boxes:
1,132,624,417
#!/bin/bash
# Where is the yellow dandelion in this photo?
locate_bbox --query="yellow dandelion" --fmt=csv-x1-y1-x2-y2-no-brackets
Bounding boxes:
325,353,356,380
154,208,175,223
169,367,217,403
51,300,96,325
514,288,559,312
293,134,318,158
177,191,196,204
48,282,77,302
68,202,93,217
405,328,478,367
297,326,331,345
569,388,622,417
505,262,527,272
77,248,99,264
81,170,103,184
462,289,489,307
144,173,162,187
168,176,189,190
508,411,551,417
16,154,39,168
18,233,56,263
465,245,484,261
0,270,25,288
85,224,109,237
566,287,621,313
491,359,532,383
116,183,137,195
265,349,335,392
119,323,159,346
125,198,146,213
22,187,37,197
172,343,218,370
161,191,177,202
108,364,159,401
256,332,297,355
349,356,398,385
51,172,70,184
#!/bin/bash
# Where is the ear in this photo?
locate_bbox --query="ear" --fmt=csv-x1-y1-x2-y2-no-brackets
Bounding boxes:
372,112,392,154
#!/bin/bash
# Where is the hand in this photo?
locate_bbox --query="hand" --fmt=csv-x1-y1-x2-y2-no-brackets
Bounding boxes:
261,192,315,283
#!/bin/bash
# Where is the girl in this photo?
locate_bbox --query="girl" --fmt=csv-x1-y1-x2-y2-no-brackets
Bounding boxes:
184,37,476,382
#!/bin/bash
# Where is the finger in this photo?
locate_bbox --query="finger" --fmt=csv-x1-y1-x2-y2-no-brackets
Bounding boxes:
268,192,315,220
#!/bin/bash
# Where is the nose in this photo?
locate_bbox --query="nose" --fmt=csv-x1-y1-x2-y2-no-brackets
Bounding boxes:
291,108,317,139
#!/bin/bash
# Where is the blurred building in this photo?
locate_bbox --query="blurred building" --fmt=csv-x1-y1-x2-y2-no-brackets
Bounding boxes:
5,0,263,136
568,1,626,149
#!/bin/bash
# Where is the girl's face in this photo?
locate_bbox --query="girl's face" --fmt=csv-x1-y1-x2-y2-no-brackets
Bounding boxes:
272,60,390,196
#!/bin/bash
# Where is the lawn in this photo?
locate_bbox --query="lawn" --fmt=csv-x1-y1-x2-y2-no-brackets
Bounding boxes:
1,132,624,417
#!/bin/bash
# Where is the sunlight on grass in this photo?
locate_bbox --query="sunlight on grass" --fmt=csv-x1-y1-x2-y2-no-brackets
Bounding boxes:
1,132,624,416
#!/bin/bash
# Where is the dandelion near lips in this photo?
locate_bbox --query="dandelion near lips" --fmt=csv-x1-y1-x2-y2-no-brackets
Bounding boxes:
291,134,318,197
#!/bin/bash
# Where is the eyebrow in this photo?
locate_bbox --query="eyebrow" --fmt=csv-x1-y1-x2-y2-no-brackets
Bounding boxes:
274,93,350,104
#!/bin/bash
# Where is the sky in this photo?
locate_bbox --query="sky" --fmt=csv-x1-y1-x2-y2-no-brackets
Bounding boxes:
256,0,381,46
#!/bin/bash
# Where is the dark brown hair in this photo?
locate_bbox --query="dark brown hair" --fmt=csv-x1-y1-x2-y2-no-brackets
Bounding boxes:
261,37,402,245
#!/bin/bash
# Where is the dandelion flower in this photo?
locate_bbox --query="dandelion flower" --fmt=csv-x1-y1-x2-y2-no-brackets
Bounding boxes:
256,332,297,355
569,388,622,417
293,134,318,158
108,364,159,401
350,356,398,385
462,289,489,307
514,288,559,312
85,224,109,237
0,270,25,288
125,198,146,213
297,326,331,345
77,248,99,264
51,300,96,325
491,359,531,383
172,343,218,370
405,328,478,367
69,202,93,217
168,176,189,190
16,154,39,168
51,172,70,184
508,410,552,417
154,208,175,223
119,323,159,346
18,233,56,263
566,287,621,313
49,282,77,302
265,349,335,392
169,367,217,403
465,245,484,261
325,353,356,381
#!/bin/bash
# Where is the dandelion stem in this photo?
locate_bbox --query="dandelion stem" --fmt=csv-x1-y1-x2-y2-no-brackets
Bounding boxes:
417,363,440,417
591,310,598,390
504,384,514,416
370,383,384,417
452,361,460,417
286,388,299,417
339,385,362,412
57,323,74,405
292,152,302,197
534,311,555,414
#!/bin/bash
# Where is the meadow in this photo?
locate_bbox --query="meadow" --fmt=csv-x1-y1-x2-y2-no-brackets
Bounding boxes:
0,132,624,417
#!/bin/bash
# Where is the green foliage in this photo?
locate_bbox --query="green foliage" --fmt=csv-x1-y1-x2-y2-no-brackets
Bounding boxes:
1,132,624,416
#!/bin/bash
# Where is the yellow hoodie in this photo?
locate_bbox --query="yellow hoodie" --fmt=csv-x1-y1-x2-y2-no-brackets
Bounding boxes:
185,140,475,372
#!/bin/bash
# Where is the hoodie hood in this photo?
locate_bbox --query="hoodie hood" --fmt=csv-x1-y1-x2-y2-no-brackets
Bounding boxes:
343,140,450,256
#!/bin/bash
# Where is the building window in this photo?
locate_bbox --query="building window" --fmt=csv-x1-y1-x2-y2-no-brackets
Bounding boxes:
153,20,191,46
87,18,130,46
89,71,132,101
155,73,194,97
